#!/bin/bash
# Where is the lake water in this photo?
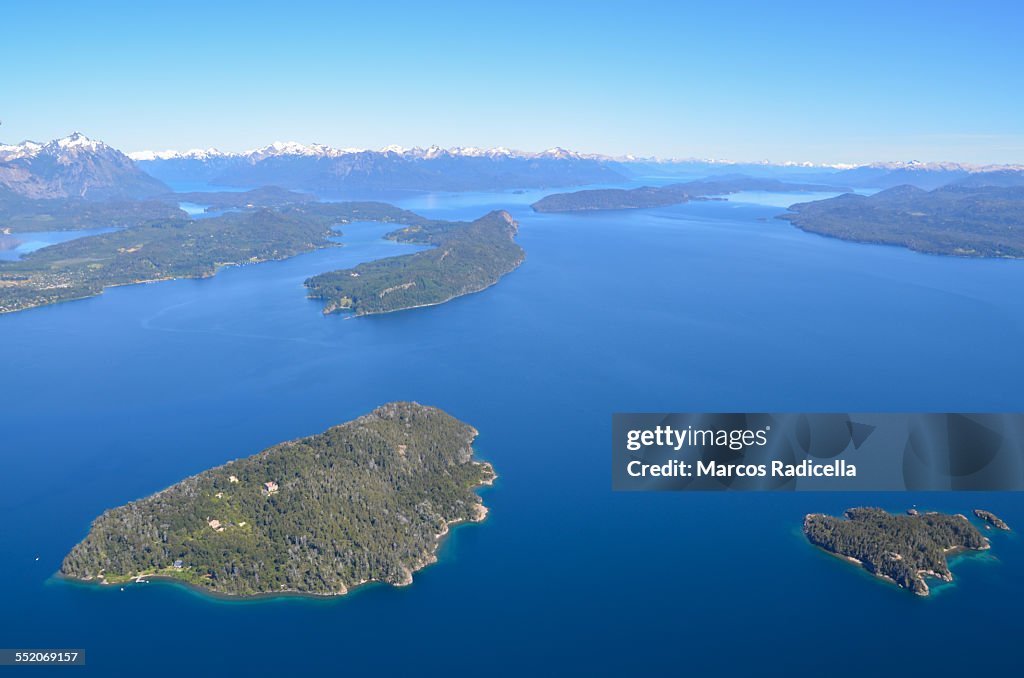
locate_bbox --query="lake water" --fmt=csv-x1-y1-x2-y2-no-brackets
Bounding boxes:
0,190,1022,675
0,228,117,261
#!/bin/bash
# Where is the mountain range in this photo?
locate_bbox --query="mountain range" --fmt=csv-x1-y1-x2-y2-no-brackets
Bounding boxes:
128,142,626,193
3,133,1024,202
127,142,1024,194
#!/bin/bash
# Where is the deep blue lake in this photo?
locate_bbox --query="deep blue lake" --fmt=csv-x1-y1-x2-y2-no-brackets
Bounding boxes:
1,188,1022,675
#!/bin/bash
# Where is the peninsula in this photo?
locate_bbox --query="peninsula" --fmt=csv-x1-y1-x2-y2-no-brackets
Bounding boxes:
779,184,1024,257
530,175,844,213
61,402,496,597
305,209,524,315
803,507,990,596
0,201,521,315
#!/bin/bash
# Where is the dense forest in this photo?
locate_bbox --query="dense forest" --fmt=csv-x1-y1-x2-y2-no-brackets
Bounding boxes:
779,184,1024,257
171,186,318,211
530,175,843,212
0,186,185,232
305,209,524,315
62,402,495,596
804,507,989,596
0,201,440,314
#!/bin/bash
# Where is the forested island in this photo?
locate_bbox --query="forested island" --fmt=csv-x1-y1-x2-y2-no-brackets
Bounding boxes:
61,402,496,597
779,185,1024,257
974,509,1011,531
530,175,843,213
305,209,524,315
804,508,990,596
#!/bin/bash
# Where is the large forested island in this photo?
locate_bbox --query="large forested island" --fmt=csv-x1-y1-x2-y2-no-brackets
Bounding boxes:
61,402,496,597
305,209,524,315
530,175,843,213
779,185,1024,257
804,508,990,596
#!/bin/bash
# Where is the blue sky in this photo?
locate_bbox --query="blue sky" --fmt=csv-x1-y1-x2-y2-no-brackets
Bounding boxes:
2,0,1022,164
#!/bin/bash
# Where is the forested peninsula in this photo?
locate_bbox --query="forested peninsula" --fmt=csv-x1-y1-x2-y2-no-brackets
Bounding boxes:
804,507,990,596
0,198,521,315
61,402,496,597
530,175,843,213
305,209,524,315
779,185,1024,257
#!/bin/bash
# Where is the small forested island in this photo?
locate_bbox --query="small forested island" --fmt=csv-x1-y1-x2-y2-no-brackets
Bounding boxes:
804,507,990,596
61,402,496,597
779,185,1024,257
974,509,1011,531
305,209,524,315
530,175,843,213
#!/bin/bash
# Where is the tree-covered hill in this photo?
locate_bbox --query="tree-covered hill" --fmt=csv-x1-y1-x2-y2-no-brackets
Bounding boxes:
779,185,1024,257
305,209,524,315
62,402,495,597
804,507,989,596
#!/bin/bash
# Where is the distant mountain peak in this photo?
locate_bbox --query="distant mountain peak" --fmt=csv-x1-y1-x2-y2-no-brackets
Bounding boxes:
864,160,969,171
54,131,104,149
34,132,111,161
539,147,582,160
0,139,43,161
0,132,167,200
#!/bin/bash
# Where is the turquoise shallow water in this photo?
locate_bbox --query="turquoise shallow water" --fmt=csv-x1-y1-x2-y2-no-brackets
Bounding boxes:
0,192,1022,675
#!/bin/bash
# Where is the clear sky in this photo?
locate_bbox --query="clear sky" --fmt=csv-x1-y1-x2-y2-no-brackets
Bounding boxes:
2,0,1023,164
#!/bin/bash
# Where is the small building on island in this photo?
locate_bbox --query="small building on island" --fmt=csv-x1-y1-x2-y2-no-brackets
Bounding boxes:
229,475,239,483
173,559,184,569
208,519,224,532
262,481,279,496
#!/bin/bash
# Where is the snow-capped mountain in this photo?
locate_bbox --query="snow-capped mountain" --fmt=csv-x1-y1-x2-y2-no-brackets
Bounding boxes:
127,148,225,162
0,140,44,162
0,132,168,200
